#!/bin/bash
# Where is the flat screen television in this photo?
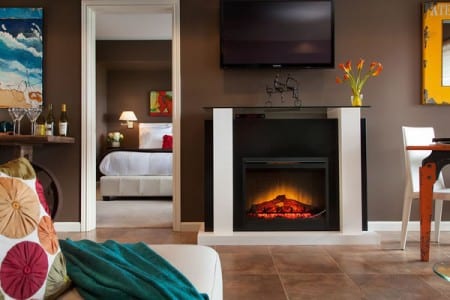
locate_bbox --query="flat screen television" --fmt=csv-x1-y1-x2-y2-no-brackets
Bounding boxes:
220,0,335,68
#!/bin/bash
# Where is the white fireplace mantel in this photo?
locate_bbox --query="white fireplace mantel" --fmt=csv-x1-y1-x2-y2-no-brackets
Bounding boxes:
197,107,378,245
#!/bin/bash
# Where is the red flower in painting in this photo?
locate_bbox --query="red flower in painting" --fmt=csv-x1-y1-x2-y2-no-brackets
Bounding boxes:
0,241,48,299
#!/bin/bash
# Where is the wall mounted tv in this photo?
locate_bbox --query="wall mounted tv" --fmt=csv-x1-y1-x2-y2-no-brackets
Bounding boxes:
220,0,335,69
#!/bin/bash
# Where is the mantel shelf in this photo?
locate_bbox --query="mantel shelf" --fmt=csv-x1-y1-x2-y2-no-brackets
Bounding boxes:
0,135,75,146
203,105,371,110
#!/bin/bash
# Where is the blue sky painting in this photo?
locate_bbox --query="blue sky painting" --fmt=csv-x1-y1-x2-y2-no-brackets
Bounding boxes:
0,8,43,108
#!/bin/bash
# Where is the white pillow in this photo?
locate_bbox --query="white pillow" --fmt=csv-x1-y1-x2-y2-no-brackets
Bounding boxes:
139,123,172,149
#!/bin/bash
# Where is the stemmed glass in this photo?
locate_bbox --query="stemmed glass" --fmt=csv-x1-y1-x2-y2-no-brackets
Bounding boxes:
26,107,42,136
7,108,27,135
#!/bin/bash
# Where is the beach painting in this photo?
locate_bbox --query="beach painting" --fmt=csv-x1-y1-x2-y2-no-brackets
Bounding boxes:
0,8,43,108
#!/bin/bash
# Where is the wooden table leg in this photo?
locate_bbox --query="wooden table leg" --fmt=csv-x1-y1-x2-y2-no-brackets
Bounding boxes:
420,162,436,262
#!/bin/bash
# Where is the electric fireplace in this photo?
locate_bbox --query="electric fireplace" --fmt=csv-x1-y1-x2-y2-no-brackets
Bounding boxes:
200,107,374,246
234,157,339,231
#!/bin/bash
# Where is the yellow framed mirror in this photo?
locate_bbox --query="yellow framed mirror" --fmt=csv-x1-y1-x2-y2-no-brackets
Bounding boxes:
422,1,450,104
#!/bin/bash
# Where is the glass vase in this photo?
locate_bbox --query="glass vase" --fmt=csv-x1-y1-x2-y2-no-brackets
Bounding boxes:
351,93,363,106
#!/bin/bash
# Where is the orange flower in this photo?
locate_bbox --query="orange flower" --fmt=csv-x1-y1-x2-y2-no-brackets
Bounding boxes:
344,60,351,72
357,58,364,70
372,63,383,76
336,58,383,96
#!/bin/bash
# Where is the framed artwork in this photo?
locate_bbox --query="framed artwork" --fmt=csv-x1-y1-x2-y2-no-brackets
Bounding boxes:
149,91,172,116
422,2,450,104
0,8,43,108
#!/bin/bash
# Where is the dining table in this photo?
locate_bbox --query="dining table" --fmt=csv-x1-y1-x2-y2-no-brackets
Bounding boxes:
406,141,450,261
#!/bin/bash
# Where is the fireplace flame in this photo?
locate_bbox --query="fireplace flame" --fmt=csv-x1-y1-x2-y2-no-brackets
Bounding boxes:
250,184,313,206
247,194,325,220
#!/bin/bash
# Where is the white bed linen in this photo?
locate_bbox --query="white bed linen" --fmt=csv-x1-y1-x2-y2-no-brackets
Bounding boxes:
139,123,172,149
99,151,172,176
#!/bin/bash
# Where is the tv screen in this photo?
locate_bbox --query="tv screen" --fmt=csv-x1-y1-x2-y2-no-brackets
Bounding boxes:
220,0,334,68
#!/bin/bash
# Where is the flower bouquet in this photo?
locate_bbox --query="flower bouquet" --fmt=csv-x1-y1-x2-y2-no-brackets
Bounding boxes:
335,58,383,106
107,132,124,147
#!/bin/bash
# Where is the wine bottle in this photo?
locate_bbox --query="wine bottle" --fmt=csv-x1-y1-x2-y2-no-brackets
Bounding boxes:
35,113,45,136
45,104,55,136
58,104,68,136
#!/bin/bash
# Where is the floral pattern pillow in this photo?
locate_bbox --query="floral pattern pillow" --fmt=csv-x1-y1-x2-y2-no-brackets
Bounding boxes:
0,158,71,299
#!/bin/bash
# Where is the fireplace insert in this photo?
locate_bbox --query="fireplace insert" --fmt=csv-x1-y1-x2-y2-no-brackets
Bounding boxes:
234,157,339,231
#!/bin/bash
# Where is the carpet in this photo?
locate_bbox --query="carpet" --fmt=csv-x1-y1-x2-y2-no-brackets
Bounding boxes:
96,200,172,228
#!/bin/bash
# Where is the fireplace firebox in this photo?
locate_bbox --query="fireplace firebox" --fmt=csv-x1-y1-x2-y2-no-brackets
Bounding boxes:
234,157,339,231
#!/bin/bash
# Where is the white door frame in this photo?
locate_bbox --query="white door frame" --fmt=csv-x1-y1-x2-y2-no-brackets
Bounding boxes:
81,0,181,231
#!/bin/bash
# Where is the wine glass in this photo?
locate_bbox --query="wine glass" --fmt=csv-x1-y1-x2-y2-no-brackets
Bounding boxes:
7,108,26,135
26,107,42,136
7,108,17,135
13,108,27,135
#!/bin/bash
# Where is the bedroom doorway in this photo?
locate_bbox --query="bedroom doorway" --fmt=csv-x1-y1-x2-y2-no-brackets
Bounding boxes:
81,0,181,231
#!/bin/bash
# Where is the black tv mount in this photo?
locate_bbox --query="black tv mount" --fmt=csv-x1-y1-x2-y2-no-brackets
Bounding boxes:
265,73,301,107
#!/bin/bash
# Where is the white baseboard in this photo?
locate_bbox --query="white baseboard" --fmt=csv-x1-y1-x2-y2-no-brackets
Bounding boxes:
54,222,81,232
368,221,450,231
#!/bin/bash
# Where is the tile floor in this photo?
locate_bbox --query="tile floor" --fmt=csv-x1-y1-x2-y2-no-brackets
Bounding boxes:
58,229,450,299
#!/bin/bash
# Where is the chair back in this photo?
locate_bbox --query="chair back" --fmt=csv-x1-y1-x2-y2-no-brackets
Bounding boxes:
402,126,445,194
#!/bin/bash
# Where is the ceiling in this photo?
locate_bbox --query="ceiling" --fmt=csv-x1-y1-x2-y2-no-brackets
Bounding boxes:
96,12,172,40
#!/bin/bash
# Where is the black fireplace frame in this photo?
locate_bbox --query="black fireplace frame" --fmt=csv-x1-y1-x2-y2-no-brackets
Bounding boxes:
232,118,340,232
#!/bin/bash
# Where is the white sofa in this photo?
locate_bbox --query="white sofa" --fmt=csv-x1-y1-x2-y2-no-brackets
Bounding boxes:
60,244,223,299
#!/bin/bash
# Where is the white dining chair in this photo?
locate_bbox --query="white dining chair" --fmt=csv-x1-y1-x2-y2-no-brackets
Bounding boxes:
401,126,450,249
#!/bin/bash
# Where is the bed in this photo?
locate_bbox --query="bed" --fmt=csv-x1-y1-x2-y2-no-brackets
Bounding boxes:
99,123,173,200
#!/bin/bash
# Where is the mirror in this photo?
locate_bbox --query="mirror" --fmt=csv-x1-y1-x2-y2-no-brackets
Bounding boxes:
422,2,450,104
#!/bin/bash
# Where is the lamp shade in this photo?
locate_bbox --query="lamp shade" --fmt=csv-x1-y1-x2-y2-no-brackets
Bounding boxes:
119,111,138,128
119,111,137,121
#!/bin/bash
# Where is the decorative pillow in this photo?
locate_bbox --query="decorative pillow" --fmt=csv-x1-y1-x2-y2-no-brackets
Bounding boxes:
139,123,172,149
162,134,173,149
0,157,71,299
35,179,51,216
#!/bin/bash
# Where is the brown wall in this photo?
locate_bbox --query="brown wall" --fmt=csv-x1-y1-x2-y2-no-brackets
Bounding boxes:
0,0,446,224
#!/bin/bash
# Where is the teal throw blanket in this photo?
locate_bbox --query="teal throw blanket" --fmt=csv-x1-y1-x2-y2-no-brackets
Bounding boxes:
59,239,208,300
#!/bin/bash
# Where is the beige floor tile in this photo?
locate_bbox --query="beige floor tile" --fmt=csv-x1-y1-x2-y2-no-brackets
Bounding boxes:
280,273,363,300
223,274,286,300
272,252,342,274
220,252,277,275
349,274,445,299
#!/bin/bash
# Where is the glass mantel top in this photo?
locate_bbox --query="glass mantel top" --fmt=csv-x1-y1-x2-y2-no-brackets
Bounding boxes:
203,105,370,110
203,105,370,119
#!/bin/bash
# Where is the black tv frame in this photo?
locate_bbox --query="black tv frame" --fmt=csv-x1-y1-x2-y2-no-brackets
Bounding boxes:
220,0,335,69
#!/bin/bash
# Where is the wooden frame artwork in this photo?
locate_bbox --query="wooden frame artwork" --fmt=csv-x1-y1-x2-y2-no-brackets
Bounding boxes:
149,91,172,116
422,2,450,104
0,8,43,108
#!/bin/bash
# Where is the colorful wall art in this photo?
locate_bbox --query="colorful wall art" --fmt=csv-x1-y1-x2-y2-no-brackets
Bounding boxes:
149,91,172,116
0,8,43,108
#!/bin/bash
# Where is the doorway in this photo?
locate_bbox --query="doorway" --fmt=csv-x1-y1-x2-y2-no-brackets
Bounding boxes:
81,0,181,231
